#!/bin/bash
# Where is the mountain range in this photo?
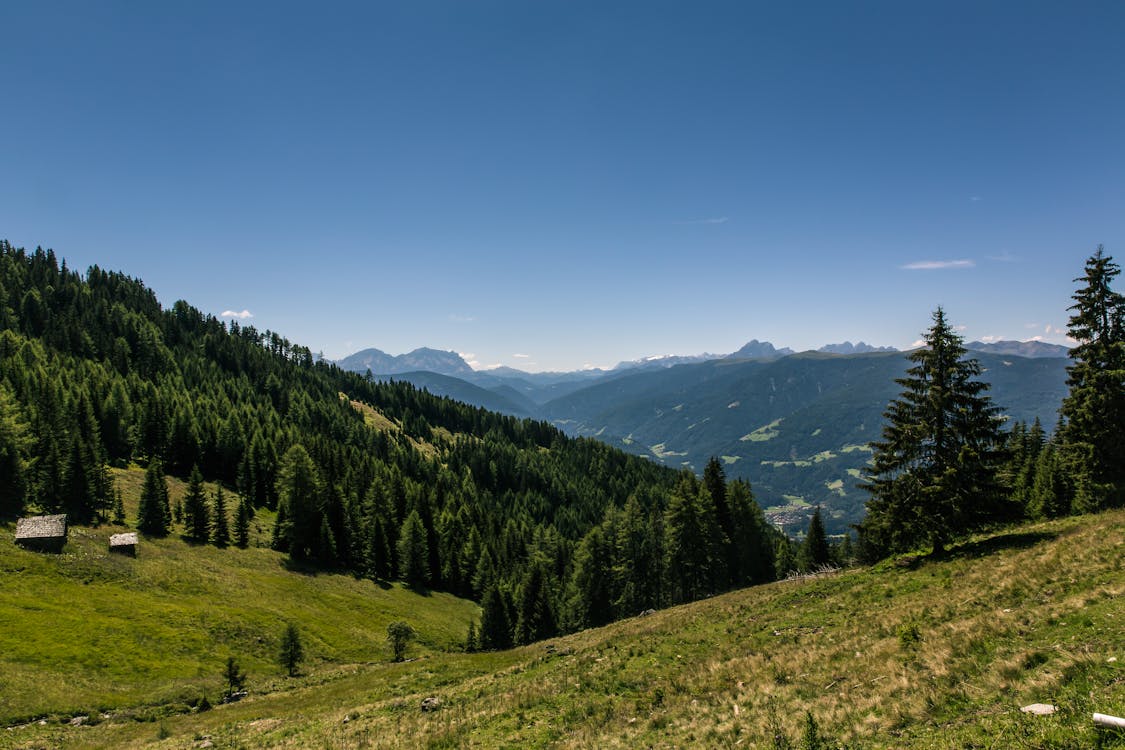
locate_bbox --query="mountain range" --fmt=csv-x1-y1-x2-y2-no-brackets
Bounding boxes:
338,339,1071,531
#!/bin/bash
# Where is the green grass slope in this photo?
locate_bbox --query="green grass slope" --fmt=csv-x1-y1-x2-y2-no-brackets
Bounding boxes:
4,510,1122,749
0,469,478,730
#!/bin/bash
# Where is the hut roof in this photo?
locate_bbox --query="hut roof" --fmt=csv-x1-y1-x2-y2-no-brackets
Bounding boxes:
15,514,68,541
109,532,138,547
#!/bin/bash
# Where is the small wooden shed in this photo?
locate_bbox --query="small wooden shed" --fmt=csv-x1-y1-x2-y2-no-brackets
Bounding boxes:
14,514,68,553
109,532,138,557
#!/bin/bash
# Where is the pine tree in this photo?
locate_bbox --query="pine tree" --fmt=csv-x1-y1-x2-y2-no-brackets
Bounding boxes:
727,479,775,585
274,444,321,558
664,473,722,604
567,523,615,629
234,494,251,548
613,492,664,614
1028,441,1069,519
278,622,304,677
775,537,796,579
1059,246,1125,512
797,507,831,572
183,465,210,541
479,584,513,650
223,656,246,698
514,560,557,645
0,385,31,518
858,308,1008,556
211,486,230,547
137,459,171,536
112,487,126,525
396,510,430,588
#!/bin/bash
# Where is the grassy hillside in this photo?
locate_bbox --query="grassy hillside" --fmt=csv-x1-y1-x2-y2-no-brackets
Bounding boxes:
0,468,478,728
4,509,1122,749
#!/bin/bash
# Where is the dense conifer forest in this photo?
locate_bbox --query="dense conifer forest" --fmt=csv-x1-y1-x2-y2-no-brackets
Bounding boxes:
0,240,783,645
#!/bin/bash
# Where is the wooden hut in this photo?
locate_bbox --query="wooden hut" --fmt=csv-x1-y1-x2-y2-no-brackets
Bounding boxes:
109,532,138,557
14,514,68,553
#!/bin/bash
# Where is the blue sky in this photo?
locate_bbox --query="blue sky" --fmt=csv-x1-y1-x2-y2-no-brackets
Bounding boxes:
2,1,1122,371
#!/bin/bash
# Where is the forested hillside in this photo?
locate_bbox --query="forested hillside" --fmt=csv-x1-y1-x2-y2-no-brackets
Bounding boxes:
0,241,783,643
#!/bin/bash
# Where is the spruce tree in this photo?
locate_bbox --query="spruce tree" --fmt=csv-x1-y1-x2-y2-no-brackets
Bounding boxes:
137,459,171,536
278,622,304,677
1059,246,1125,512
0,385,31,518
479,584,513,650
234,494,251,548
514,560,557,645
774,537,796,579
797,507,831,572
183,465,210,541
274,444,321,558
727,479,775,585
858,308,1008,556
112,487,126,526
396,510,429,588
211,486,230,547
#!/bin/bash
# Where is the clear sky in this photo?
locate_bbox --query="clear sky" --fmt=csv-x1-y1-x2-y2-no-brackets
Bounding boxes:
2,1,1123,372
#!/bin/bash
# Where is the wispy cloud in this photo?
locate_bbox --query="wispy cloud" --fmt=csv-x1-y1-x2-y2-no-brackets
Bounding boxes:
675,216,729,225
512,353,530,359
970,196,982,202
953,325,968,332
449,314,475,323
900,259,975,271
987,251,1019,263
980,335,1003,343
221,309,254,319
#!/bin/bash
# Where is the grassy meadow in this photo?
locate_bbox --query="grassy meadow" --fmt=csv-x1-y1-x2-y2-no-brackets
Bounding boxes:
1,482,1122,748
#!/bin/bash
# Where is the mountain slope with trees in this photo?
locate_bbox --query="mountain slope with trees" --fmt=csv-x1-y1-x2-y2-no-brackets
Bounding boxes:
0,239,783,647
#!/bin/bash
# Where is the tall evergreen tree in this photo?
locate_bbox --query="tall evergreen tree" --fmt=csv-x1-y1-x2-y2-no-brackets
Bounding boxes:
514,560,557,645
797,507,831,572
211,486,230,546
0,385,31,518
775,536,797,579
234,494,251,548
479,584,513,650
664,472,723,604
566,522,615,629
137,459,171,536
727,479,774,585
858,308,1008,556
274,444,321,558
182,464,210,541
1059,246,1125,512
1028,441,1069,519
278,622,304,677
396,509,430,588
613,493,664,614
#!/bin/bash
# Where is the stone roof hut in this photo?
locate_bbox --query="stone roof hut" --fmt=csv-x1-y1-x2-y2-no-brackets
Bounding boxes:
14,514,68,553
109,532,138,557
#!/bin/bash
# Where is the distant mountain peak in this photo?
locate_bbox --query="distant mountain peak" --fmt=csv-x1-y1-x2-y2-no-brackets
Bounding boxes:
818,341,898,355
726,340,794,360
337,347,473,376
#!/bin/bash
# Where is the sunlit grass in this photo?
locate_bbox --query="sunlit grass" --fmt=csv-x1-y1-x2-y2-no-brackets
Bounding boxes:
2,503,1123,749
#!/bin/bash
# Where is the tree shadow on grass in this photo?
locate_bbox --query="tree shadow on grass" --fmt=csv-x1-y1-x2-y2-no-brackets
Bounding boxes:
280,556,327,576
942,530,1059,560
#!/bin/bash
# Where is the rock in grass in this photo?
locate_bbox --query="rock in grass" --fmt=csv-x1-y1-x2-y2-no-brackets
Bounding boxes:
421,697,442,712
1020,703,1057,716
